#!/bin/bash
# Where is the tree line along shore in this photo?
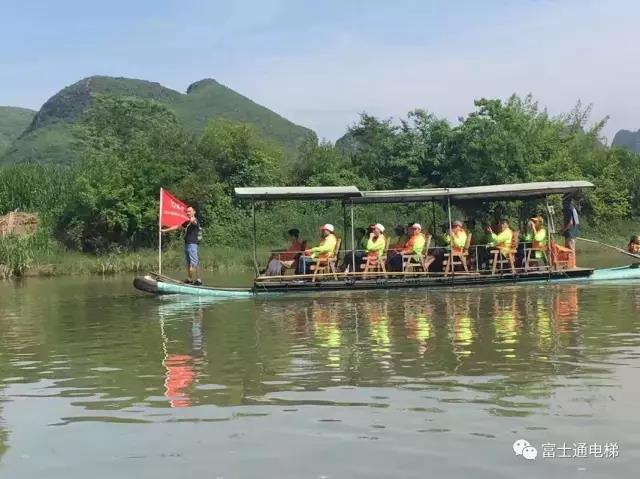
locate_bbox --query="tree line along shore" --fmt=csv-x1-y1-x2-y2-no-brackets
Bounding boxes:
1,94,639,279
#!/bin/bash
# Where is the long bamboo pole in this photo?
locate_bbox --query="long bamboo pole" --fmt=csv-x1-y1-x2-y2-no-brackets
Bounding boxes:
576,237,640,260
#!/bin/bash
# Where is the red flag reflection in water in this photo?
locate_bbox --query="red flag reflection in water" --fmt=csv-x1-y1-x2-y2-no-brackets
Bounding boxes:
163,354,195,408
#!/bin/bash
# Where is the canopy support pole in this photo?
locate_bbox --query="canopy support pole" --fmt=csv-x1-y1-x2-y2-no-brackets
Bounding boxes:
350,201,356,274
431,200,437,233
447,196,454,283
158,188,163,275
342,201,348,255
252,199,259,276
545,197,555,272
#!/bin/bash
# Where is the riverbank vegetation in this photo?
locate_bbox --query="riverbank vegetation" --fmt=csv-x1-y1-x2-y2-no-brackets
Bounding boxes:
1,94,639,278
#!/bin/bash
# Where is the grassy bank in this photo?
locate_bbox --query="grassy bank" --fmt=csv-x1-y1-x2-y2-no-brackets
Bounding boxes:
1,219,638,280
0,238,265,279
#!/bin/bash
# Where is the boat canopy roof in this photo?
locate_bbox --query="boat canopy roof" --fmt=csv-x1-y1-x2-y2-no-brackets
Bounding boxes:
235,180,594,202
449,180,594,200
234,186,361,200
353,180,594,203
354,188,449,203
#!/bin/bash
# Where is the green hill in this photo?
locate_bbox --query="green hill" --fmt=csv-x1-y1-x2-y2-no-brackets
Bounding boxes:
0,106,36,156
1,76,315,164
612,129,640,153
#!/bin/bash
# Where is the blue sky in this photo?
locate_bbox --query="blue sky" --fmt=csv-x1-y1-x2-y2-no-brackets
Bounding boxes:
1,0,638,140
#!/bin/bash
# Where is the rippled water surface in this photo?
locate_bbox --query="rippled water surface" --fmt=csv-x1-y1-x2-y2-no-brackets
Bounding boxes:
1,275,639,478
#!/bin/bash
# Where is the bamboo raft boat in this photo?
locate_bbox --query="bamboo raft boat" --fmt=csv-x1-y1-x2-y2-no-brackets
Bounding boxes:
134,181,640,298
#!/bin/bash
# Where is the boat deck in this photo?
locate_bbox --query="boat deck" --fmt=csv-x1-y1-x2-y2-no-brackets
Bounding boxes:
253,267,594,293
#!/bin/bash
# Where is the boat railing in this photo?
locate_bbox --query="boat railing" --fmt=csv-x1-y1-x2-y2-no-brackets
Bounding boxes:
257,236,582,282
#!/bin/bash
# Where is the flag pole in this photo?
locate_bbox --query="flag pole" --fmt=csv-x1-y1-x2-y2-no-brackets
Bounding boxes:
158,188,163,275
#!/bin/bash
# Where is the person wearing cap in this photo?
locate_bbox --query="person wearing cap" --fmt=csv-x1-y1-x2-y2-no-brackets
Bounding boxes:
444,220,468,254
389,223,426,271
561,194,580,251
486,219,513,254
365,223,387,263
296,224,338,274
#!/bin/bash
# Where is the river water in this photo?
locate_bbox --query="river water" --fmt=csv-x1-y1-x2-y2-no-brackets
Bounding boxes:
1,273,639,478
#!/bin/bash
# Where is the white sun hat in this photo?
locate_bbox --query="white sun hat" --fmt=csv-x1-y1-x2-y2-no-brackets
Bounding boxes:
320,223,335,232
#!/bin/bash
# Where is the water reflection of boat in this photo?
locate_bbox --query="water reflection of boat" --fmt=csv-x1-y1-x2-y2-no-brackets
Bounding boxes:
158,304,203,408
298,287,584,377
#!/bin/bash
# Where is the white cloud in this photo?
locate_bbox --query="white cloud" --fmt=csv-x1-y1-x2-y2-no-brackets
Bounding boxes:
222,0,640,141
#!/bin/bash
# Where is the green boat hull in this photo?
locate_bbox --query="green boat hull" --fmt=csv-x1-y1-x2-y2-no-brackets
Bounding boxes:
134,264,640,298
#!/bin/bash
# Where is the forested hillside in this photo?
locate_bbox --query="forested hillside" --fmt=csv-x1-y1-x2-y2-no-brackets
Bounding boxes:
0,76,314,164
1,94,638,265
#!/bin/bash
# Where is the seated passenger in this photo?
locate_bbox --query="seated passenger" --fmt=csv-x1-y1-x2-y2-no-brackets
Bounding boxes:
487,219,513,254
296,224,337,275
628,235,640,254
389,223,426,271
341,227,368,272
528,216,547,258
364,224,386,266
389,224,408,251
425,220,467,271
264,228,304,276
446,220,468,254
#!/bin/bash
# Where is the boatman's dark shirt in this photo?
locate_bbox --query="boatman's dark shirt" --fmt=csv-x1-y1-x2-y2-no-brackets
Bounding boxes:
182,219,200,244
563,203,579,238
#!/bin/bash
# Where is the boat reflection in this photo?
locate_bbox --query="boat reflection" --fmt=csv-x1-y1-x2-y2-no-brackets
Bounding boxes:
159,306,203,408
151,283,586,408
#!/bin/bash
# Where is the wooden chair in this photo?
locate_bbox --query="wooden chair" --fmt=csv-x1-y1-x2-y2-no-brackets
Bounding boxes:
523,240,549,272
550,239,575,270
443,232,472,276
402,235,432,274
362,236,390,278
312,237,341,281
490,230,518,275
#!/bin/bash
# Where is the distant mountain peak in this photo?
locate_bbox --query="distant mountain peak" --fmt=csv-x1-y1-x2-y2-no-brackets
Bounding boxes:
612,129,640,154
1,75,315,164
186,79,221,94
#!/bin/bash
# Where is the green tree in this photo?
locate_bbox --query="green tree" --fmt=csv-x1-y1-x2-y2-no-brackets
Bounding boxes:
198,118,280,191
58,96,195,251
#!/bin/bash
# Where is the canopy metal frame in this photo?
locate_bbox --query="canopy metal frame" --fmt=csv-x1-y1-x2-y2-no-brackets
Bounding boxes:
235,180,594,280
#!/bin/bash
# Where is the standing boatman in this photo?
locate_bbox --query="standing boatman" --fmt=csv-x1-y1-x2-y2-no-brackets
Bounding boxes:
162,206,202,285
561,194,580,251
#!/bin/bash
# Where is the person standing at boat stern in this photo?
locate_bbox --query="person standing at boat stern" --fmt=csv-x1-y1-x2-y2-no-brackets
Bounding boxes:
162,206,202,285
562,194,580,251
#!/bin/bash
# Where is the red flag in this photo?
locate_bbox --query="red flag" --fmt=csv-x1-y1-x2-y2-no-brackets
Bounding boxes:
160,188,189,227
